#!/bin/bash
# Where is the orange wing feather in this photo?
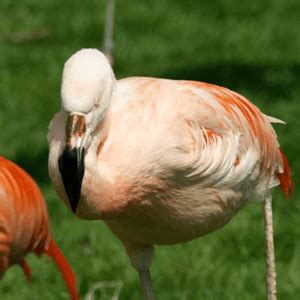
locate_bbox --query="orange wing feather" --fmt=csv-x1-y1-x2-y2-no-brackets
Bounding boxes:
190,81,293,197
0,156,79,300
277,149,293,197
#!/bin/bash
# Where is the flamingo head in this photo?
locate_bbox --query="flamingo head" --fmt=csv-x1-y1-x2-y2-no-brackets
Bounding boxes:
58,48,115,213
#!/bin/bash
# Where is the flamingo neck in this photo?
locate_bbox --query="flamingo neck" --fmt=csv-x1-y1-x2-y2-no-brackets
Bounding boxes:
77,110,122,219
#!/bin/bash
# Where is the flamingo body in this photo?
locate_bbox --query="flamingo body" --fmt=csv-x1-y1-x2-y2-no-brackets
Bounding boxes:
49,76,291,246
0,157,79,300
48,49,292,299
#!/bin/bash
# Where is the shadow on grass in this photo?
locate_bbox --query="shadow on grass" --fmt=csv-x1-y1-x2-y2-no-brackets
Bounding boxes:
14,147,50,185
159,63,300,100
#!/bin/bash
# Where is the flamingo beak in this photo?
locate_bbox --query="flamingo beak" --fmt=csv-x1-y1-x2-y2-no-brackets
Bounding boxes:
58,114,86,213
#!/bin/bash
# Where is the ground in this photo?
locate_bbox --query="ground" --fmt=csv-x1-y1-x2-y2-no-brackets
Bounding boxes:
0,0,299,299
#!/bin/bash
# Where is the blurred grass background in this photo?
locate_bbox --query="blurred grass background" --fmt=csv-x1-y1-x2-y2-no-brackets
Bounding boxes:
0,0,299,299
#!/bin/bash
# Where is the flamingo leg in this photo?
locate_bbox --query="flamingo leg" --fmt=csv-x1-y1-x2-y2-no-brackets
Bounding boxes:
264,194,277,300
138,268,155,300
20,259,32,282
128,246,155,300
0,257,8,279
102,0,115,65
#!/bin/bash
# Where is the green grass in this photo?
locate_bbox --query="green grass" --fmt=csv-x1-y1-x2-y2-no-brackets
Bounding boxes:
0,0,299,299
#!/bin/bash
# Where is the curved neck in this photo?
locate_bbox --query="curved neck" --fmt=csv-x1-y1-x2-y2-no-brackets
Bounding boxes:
77,109,123,220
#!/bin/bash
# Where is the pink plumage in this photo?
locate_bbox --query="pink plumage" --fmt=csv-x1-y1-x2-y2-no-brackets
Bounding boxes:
48,49,293,299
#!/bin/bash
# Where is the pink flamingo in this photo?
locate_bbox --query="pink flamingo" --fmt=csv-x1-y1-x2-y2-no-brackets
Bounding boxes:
48,49,292,300
0,157,79,300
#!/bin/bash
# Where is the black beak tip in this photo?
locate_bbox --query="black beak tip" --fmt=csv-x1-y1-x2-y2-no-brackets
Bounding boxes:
58,147,85,214
70,204,77,214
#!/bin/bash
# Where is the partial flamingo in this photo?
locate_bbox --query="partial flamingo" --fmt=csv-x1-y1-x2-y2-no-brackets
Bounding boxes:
0,156,79,300
48,49,293,300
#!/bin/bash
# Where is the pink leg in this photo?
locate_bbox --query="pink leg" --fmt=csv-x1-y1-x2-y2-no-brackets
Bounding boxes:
264,194,277,300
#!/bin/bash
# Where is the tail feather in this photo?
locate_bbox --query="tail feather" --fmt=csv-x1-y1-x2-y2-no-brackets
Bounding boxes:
45,239,80,300
277,148,293,198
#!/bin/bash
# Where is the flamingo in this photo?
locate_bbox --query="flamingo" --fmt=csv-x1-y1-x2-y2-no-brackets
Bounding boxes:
0,156,79,300
102,0,115,66
48,49,293,300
